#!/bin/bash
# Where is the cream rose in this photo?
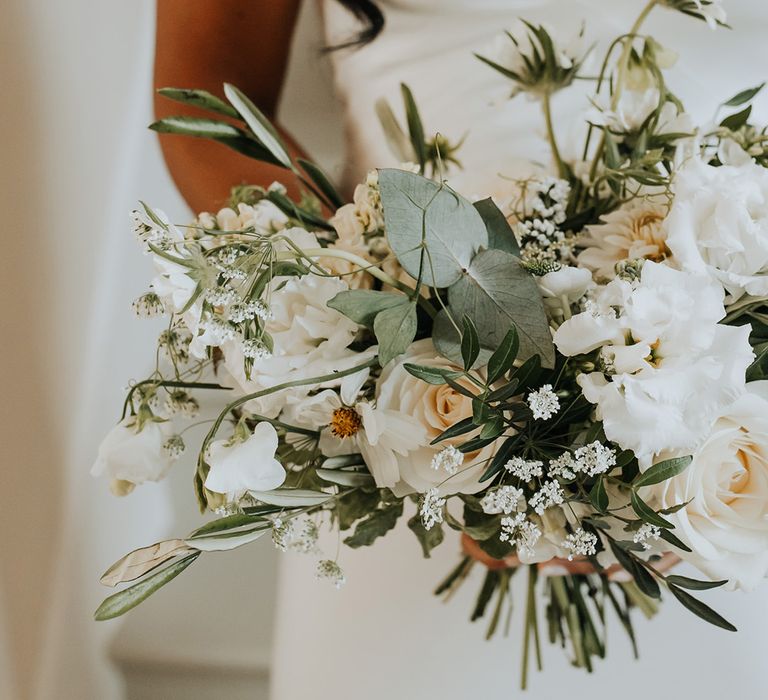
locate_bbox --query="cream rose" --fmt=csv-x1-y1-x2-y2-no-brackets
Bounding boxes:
375,339,494,495
666,157,768,302
651,383,768,590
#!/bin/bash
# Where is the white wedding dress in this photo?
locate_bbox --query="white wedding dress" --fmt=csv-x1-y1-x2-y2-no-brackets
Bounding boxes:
271,2,768,699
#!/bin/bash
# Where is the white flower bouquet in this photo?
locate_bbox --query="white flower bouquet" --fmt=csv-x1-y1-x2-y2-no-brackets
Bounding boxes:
94,0,768,685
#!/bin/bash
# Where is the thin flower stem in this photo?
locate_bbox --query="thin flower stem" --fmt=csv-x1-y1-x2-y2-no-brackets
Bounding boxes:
542,92,567,179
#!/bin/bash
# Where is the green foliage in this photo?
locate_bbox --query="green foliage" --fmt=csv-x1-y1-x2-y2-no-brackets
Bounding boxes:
632,456,692,489
408,515,445,557
344,500,404,548
667,584,737,632
327,289,408,328
156,87,239,117
335,489,383,531
373,299,418,366
473,198,521,255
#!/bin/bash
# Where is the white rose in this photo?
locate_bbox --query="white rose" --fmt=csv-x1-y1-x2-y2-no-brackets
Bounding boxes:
554,262,753,463
375,339,494,495
204,422,286,501
651,383,768,590
91,418,174,493
222,274,362,417
666,157,768,302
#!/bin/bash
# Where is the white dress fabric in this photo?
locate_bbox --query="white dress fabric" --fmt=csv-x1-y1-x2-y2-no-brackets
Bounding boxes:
271,2,768,699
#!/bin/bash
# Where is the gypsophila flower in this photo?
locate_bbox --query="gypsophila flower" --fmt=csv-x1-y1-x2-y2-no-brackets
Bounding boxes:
633,523,662,550
529,480,565,514
131,208,169,249
162,434,186,461
430,445,464,475
548,452,578,480
241,338,272,361
480,486,525,515
164,390,200,418
562,528,598,560
316,559,346,589
228,300,271,324
420,488,446,530
272,515,319,553
527,384,560,420
132,292,165,318
499,513,542,556
504,457,544,481
573,442,616,477
201,317,237,343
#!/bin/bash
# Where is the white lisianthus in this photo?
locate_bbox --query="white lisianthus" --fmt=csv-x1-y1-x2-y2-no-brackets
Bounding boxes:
554,262,753,463
537,266,593,318
588,89,692,139
578,201,671,280
665,157,768,302
92,417,174,494
651,383,768,590
204,422,286,501
222,274,362,418
374,339,494,495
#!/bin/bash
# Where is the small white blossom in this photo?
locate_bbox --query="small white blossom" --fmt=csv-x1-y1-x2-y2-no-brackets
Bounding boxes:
504,457,544,481
132,292,165,318
241,338,272,361
272,515,319,553
205,286,238,306
573,442,617,477
529,480,565,514
562,528,598,560
164,390,200,418
499,513,542,557
228,300,272,324
158,326,193,363
430,445,464,475
480,486,525,515
527,384,560,420
548,452,577,480
162,434,186,461
316,560,346,589
633,523,662,550
420,488,446,531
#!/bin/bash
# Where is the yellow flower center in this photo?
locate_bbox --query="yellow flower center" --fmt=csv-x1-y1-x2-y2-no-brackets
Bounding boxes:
330,407,362,438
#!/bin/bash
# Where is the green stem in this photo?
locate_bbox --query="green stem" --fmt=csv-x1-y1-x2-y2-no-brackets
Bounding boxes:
542,92,567,179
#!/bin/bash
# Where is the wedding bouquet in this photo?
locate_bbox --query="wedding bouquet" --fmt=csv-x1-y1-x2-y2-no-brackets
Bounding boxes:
94,0,768,685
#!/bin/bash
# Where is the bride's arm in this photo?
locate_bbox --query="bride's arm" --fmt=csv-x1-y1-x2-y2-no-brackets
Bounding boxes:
154,0,309,213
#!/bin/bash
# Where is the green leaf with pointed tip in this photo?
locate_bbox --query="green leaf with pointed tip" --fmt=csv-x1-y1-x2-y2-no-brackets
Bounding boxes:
668,584,737,631
327,289,407,329
373,300,418,366
157,87,239,118
658,528,692,553
378,169,488,288
224,83,291,168
486,327,520,384
251,489,331,507
316,468,376,488
473,198,521,255
408,514,444,557
403,363,463,385
400,83,427,170
590,477,608,513
720,104,752,131
722,82,765,107
344,501,404,548
633,456,692,489
608,541,660,599
432,309,494,368
94,553,200,620
461,316,480,371
630,491,675,529
297,158,344,209
666,575,728,591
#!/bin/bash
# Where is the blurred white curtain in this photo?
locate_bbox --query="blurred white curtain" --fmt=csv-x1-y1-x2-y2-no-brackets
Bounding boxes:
1,1,187,698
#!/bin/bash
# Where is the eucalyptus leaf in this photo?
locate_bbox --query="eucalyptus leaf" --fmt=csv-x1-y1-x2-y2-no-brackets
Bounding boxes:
223,83,291,168
373,299,418,366
94,553,200,621
327,289,408,328
378,169,488,288
473,198,521,255
251,489,331,507
443,249,554,367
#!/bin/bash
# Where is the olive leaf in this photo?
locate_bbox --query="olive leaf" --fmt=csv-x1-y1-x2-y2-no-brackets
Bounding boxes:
100,539,194,587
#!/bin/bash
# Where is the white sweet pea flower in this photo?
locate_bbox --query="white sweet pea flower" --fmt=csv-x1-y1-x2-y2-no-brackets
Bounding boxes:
665,157,768,302
91,417,174,494
588,89,692,140
651,383,768,590
554,262,753,463
204,422,286,501
374,339,495,495
537,266,594,318
213,200,288,234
